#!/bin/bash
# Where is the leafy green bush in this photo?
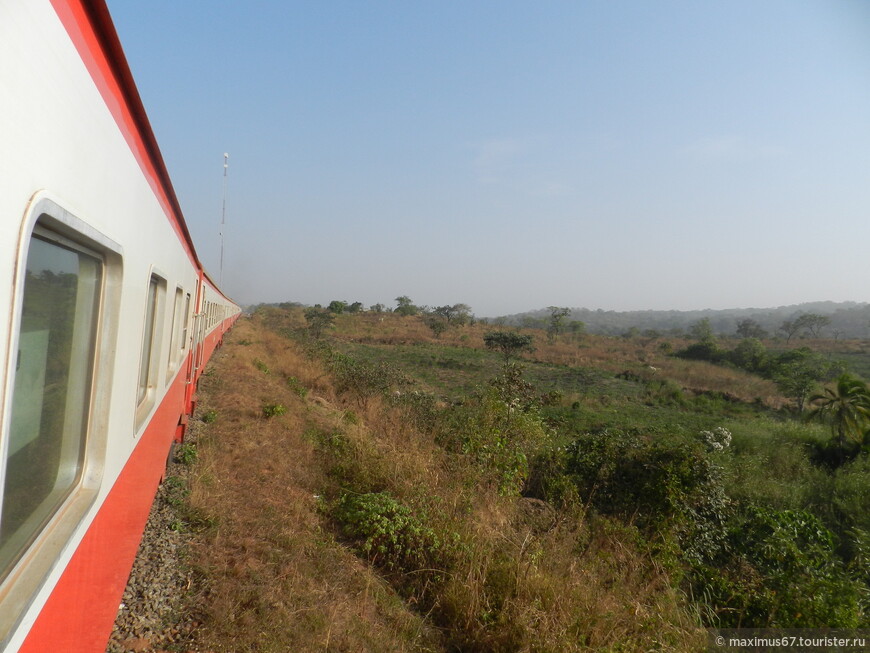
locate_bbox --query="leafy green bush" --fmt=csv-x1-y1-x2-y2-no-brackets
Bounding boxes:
643,379,686,406
564,429,730,562
262,403,286,418
439,384,550,496
697,507,864,627
331,492,447,575
175,442,198,466
728,338,769,373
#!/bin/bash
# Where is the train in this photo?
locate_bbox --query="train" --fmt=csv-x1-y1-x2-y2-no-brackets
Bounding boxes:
0,1,241,650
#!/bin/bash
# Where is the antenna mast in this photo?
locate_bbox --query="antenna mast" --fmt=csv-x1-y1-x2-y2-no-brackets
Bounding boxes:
220,152,229,286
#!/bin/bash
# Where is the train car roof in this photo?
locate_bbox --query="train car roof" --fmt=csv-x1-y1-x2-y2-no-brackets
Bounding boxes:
51,0,203,272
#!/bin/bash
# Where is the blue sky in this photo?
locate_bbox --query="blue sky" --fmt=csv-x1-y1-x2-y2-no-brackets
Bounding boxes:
108,1,870,317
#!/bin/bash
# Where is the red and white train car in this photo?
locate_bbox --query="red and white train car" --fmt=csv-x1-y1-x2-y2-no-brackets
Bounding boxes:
0,1,240,650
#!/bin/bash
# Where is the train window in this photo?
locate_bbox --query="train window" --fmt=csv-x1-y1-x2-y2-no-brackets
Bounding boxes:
166,287,184,378
182,293,191,349
136,273,166,424
0,230,101,577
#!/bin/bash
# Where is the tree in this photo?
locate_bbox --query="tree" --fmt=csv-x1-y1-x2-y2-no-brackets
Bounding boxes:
483,331,534,362
424,315,449,338
394,296,418,316
806,374,870,452
730,338,768,374
779,313,831,343
520,315,547,330
304,307,335,339
327,300,348,314
433,303,472,325
547,307,571,342
772,348,830,412
799,313,831,339
569,320,586,340
347,301,364,313
736,318,768,339
688,318,715,343
778,319,803,344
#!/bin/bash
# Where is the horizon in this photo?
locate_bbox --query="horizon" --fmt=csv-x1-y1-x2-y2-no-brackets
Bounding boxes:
108,1,870,317
246,297,870,319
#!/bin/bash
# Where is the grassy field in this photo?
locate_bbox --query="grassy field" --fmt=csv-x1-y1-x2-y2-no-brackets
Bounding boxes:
157,307,870,652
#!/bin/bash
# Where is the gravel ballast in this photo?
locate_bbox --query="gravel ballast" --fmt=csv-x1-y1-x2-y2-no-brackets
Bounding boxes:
106,432,202,653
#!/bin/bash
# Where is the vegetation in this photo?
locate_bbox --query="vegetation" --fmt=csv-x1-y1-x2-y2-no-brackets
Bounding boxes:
162,303,870,652
483,330,535,362
492,301,870,339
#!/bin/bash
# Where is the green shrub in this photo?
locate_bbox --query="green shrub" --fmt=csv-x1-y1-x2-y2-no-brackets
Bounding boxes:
644,379,686,406
201,409,218,424
262,403,286,418
723,430,827,513
832,455,870,533
564,429,730,562
253,358,271,375
439,386,550,496
728,338,769,373
697,507,865,627
331,492,447,575
674,341,722,363
175,442,198,466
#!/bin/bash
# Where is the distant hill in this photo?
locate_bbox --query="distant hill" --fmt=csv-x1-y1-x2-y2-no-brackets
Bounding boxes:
496,301,870,339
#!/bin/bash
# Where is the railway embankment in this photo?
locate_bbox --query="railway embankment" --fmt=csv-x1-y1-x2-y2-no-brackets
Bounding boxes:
110,310,704,652
109,316,445,652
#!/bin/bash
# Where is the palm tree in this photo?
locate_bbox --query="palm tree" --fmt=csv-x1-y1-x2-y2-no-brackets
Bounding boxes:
806,374,870,452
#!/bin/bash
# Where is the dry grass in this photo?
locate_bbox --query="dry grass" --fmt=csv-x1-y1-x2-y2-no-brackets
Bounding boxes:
181,319,443,652
169,313,706,652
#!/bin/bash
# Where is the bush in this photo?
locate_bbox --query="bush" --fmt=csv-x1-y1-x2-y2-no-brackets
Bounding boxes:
728,338,769,374
262,403,286,418
564,430,730,561
440,386,550,496
674,341,722,363
697,507,865,627
331,492,448,576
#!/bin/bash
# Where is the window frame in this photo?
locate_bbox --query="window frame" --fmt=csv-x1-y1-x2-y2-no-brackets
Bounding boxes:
0,193,122,639
165,286,185,381
135,271,167,428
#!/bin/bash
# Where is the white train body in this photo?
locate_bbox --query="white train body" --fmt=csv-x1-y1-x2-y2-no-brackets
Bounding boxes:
0,1,239,650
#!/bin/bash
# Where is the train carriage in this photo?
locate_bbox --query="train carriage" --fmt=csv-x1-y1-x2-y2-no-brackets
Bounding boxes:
0,1,240,650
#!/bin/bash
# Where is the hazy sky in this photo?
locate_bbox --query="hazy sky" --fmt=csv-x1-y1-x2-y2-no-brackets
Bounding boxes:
107,1,870,317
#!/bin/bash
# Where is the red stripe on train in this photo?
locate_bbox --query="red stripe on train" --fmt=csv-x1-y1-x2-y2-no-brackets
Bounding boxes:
19,367,189,652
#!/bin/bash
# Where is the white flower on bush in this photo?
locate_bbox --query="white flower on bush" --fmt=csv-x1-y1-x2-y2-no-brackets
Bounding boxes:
699,426,731,452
